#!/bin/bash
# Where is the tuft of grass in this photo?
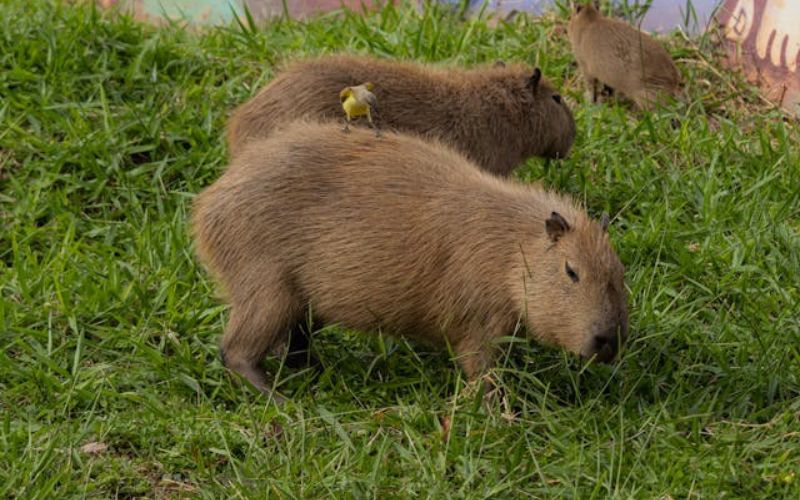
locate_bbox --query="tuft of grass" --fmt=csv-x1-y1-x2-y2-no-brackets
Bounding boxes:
1,0,798,497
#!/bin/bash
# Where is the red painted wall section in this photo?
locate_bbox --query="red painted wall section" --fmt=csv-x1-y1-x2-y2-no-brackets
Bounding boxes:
717,0,800,115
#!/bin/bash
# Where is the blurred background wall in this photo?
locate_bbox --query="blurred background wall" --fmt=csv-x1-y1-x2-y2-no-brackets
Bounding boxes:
94,0,799,115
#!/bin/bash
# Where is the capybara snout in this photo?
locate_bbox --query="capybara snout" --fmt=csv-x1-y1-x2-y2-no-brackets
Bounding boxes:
588,318,628,363
542,110,576,159
536,88,576,159
525,69,576,159
583,304,628,363
584,274,629,362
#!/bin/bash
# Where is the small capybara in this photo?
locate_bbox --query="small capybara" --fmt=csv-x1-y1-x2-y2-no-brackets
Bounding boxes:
568,3,681,109
193,121,628,399
225,55,576,176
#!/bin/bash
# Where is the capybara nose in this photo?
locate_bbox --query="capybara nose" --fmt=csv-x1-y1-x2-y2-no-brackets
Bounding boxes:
592,333,616,363
591,326,624,363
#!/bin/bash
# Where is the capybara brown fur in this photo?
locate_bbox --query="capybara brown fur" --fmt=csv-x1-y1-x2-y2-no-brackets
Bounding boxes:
225,55,576,176
194,121,627,399
568,3,681,109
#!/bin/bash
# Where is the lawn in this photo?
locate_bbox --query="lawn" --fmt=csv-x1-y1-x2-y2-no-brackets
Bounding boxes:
1,0,798,497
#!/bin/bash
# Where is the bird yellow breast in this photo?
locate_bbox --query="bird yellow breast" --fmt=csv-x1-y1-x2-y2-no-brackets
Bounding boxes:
342,96,369,118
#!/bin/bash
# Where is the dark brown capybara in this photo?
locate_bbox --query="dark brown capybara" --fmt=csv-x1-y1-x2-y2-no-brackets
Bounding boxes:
226,55,576,176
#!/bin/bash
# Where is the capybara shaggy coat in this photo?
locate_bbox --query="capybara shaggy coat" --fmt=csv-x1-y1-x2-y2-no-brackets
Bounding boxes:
226,55,576,176
568,4,681,108
194,122,627,398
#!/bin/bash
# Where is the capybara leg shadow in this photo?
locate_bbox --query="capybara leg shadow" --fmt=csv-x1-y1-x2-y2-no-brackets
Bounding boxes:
284,314,322,370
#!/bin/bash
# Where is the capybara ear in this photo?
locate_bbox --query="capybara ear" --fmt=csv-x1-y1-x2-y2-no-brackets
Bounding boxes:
546,211,571,242
527,68,542,92
493,60,506,68
600,212,610,231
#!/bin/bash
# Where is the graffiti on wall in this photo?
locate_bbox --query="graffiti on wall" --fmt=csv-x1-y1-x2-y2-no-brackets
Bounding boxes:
718,0,800,114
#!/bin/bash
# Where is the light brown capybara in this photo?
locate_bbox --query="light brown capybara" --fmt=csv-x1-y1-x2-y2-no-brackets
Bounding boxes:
193,121,628,400
568,3,681,109
225,55,576,176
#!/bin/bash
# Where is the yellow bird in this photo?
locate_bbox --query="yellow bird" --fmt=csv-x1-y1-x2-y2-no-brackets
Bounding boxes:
339,82,380,135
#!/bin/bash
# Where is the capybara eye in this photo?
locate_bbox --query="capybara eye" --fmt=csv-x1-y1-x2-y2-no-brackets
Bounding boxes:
565,262,579,283
576,5,583,13
552,94,562,104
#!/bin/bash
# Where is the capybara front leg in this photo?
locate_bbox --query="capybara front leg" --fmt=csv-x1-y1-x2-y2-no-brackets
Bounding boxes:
589,77,600,103
220,284,298,402
454,336,506,407
454,337,494,380
633,87,659,110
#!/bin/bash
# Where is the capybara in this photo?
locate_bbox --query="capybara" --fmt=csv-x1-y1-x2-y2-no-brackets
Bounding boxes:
568,3,681,109
225,55,576,176
194,122,627,399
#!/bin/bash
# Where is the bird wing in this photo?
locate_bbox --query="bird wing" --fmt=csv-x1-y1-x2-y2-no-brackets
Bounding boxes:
349,86,378,116
362,90,379,120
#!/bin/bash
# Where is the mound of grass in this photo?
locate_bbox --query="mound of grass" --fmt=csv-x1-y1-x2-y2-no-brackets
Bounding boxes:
1,0,798,496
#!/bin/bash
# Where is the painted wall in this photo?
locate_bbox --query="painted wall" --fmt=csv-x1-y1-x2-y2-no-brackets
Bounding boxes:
432,1,722,34
96,0,799,114
99,0,382,24
101,0,721,32
718,0,800,115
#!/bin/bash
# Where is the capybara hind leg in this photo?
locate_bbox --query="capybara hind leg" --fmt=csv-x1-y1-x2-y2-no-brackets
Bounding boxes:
220,287,298,400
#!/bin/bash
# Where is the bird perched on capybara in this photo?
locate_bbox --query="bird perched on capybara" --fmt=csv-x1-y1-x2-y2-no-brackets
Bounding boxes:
339,82,379,134
194,121,628,400
568,3,681,109
225,55,576,176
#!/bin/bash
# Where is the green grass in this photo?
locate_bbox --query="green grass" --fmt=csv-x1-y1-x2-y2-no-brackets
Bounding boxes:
1,0,798,497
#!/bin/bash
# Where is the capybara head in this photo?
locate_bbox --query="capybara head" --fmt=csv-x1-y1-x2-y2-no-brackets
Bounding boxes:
521,211,628,362
572,2,600,21
521,68,576,159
